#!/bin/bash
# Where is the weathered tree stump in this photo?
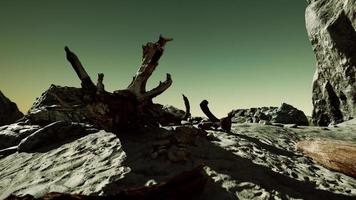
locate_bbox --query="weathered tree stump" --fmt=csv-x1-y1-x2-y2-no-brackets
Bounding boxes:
61,36,177,132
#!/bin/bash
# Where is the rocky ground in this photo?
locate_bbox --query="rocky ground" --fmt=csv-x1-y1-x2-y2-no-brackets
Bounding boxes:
0,122,355,200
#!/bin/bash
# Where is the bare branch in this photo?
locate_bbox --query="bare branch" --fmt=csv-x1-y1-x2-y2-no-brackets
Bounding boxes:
199,100,219,123
127,35,173,100
64,46,96,92
182,94,191,120
139,73,172,101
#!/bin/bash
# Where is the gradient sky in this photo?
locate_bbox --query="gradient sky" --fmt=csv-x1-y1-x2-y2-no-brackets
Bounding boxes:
0,0,315,117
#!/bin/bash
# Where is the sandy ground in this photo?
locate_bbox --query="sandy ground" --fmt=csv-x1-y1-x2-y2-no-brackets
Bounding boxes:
0,123,355,199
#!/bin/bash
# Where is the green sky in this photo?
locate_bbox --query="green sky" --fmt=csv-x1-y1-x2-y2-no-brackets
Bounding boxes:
0,0,315,117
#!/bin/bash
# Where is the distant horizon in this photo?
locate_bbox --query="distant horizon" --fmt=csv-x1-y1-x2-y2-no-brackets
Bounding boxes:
0,0,315,118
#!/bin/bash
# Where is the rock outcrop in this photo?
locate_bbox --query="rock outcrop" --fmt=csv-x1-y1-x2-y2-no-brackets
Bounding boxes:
0,91,23,126
306,0,356,126
26,85,90,125
229,103,309,126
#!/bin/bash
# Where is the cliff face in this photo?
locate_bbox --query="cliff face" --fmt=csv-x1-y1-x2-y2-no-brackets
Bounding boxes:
0,91,23,126
306,0,356,126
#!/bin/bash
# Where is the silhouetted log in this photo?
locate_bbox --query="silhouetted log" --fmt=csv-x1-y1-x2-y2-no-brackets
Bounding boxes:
65,46,96,92
5,165,207,200
297,139,356,177
199,100,219,123
182,94,191,120
199,100,232,132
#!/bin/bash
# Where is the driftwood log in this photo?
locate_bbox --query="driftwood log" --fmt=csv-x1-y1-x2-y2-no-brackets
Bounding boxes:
62,36,178,132
296,139,356,178
5,165,207,200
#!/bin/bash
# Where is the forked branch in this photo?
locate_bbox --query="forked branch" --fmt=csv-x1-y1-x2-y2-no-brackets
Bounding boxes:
127,35,173,101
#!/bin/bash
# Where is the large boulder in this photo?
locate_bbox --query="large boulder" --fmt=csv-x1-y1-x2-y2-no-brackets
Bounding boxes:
306,0,356,126
0,91,23,126
270,103,309,126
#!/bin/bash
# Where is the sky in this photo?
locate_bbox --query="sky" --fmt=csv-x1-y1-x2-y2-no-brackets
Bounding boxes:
0,0,316,118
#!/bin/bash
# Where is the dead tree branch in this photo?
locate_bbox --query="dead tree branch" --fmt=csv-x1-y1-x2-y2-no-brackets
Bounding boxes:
127,35,173,102
182,94,191,120
199,100,231,132
64,46,96,92
200,100,219,123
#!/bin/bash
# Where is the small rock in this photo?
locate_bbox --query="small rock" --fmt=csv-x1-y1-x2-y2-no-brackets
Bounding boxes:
181,120,191,125
284,124,298,128
259,120,272,125
271,123,284,127
198,122,214,130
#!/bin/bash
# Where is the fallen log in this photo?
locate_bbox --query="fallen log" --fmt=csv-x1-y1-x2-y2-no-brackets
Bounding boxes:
296,139,356,177
5,165,207,200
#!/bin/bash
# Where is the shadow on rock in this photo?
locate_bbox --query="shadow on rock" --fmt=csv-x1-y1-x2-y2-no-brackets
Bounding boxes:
105,127,355,200
17,121,98,153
